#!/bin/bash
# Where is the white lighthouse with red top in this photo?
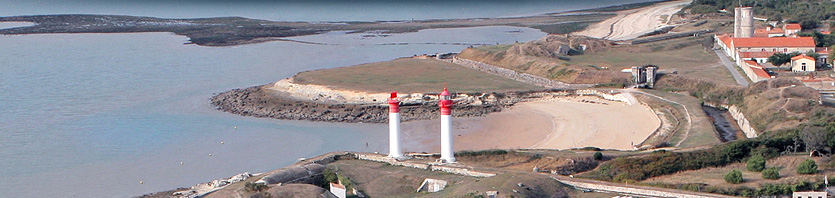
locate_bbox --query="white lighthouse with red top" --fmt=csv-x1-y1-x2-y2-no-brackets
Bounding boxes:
439,88,455,163
388,92,403,159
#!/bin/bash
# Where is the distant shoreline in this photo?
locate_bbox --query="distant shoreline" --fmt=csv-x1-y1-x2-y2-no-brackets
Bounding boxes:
0,1,669,47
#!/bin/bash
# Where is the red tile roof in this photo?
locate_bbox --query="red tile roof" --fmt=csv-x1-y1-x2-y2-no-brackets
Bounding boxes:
750,66,771,78
791,54,815,61
816,47,830,53
732,37,815,48
717,34,732,48
755,28,784,34
743,60,761,67
822,31,831,35
739,51,776,58
785,24,801,30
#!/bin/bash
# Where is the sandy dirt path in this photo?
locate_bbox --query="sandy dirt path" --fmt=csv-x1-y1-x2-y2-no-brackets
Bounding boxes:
574,0,692,41
400,96,660,152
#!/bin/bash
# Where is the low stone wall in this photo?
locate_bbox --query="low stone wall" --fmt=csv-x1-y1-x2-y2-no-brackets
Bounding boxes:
552,176,738,198
703,103,758,138
451,57,571,89
355,153,430,170
429,166,497,178
728,105,758,138
354,153,496,178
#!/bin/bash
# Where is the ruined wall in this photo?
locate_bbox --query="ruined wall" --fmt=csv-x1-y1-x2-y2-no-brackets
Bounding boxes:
450,57,573,89
354,153,496,177
728,105,758,138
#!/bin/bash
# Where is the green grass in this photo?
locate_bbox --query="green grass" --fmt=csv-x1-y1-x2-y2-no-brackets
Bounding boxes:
293,58,543,93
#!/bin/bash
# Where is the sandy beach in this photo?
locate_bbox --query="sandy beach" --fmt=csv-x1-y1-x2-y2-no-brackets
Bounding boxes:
574,0,692,41
401,96,660,152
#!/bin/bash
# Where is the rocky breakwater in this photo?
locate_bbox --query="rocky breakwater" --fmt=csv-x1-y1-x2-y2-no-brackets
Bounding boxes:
210,78,529,123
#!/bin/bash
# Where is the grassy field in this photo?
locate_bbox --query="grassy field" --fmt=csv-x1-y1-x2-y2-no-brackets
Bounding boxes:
292,58,544,93
569,36,736,85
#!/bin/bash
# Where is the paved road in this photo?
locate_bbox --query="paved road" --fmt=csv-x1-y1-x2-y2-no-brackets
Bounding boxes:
713,49,750,86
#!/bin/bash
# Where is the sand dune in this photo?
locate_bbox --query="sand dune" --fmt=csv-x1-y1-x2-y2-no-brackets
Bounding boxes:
575,0,692,41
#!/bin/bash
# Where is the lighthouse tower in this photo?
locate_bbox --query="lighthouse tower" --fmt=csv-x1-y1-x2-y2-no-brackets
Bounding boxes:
439,88,455,163
388,92,403,159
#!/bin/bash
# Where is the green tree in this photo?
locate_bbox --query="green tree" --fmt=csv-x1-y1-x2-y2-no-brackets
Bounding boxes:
747,155,766,172
594,152,603,160
724,169,744,184
762,167,780,180
321,168,338,188
801,20,819,30
797,159,818,174
768,52,801,66
769,13,783,22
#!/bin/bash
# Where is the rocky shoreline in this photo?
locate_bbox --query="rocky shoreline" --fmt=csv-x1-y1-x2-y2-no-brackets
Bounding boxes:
210,84,541,123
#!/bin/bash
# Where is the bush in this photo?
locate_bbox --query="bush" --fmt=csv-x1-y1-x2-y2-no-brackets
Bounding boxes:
455,149,508,157
797,159,818,174
747,155,766,172
321,168,338,188
594,152,603,160
244,182,269,192
762,167,780,180
724,170,744,184
690,5,718,14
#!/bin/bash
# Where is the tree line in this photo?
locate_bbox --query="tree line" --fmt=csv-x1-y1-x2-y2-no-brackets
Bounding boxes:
687,0,835,29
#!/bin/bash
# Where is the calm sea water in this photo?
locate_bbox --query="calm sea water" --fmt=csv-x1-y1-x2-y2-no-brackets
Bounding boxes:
1,0,651,21
0,1,653,197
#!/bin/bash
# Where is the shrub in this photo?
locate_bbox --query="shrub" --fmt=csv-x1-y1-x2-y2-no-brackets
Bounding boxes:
690,5,718,14
455,149,508,157
797,159,818,174
762,167,780,180
321,168,338,187
724,170,743,184
244,182,269,192
594,152,603,160
747,155,766,172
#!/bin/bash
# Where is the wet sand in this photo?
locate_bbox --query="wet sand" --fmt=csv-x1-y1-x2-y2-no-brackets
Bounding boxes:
401,96,661,152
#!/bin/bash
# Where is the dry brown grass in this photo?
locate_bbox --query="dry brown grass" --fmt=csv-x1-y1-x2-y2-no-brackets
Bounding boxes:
329,159,573,198
459,35,735,85
643,155,829,188
571,37,733,85
292,58,543,93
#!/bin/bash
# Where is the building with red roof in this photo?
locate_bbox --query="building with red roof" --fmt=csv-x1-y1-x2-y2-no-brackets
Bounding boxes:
741,60,772,82
785,23,801,35
791,54,816,72
754,27,785,37
728,37,816,61
738,51,775,64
